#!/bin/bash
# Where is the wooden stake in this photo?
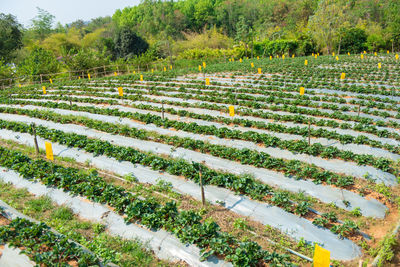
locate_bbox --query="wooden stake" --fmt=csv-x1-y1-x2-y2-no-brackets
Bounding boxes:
199,161,206,206
161,100,165,120
308,119,311,145
31,123,40,155
358,104,361,117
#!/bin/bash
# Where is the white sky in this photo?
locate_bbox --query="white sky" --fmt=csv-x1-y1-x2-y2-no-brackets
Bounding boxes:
0,0,141,27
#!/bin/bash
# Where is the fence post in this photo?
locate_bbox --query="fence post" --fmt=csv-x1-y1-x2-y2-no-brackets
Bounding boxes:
40,74,43,84
31,123,40,155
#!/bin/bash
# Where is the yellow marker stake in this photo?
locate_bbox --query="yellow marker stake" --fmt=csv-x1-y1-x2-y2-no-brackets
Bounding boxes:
348,52,350,56
133,71,136,74
282,54,285,59
118,87,123,96
364,51,366,54
18,84,21,88
257,56,259,60
336,56,339,61
361,54,364,59
315,55,317,59
78,76,81,80
258,68,261,74
229,58,231,62
387,50,390,54
42,86,47,94
374,52,377,56
304,60,308,66
269,56,272,60
50,78,53,84
239,58,242,63
396,54,399,60
45,141,54,161
88,74,91,80
170,65,172,70
203,62,206,68
313,244,330,267
229,106,235,117
312,53,314,56
317,53,320,56
114,72,117,76
341,73,346,80
232,58,235,62
205,78,210,86
251,62,254,68
163,67,166,72
140,75,143,81
378,63,381,69
299,87,305,95
151,69,154,73
199,65,202,71
332,52,335,56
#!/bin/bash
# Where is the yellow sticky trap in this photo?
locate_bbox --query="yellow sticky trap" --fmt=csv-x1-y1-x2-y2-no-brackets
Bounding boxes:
292,54,295,58
269,56,272,60
140,75,143,81
374,52,377,56
88,74,91,80
282,54,285,59
229,106,235,117
257,56,259,60
251,62,254,68
341,73,346,80
364,51,366,54
239,58,243,63
312,53,314,56
313,244,330,267
378,63,381,69
133,71,136,74
229,58,231,62
42,86,47,94
387,50,390,54
163,67,166,72
304,60,308,66
18,84,21,88
50,78,53,84
361,54,364,59
396,54,399,60
317,53,320,56
336,56,339,61
299,87,305,95
114,72,117,76
170,65,172,70
315,55,317,59
151,69,154,73
348,52,350,56
203,62,206,68
78,76,81,80
118,87,123,96
199,65,202,71
45,141,54,161
332,52,335,56
258,68,261,74
205,78,210,86
232,58,235,62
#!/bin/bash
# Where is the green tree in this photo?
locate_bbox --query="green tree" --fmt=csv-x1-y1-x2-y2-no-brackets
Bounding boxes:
17,47,60,81
113,28,149,59
308,0,349,54
340,28,367,53
31,7,55,40
0,59,13,86
0,13,23,62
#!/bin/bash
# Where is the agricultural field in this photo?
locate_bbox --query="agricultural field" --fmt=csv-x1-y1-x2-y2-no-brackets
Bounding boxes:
0,52,400,267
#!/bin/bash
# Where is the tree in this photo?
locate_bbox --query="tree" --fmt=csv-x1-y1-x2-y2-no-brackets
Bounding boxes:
340,28,367,53
17,47,60,81
0,13,23,62
308,0,349,54
31,7,55,40
113,28,149,59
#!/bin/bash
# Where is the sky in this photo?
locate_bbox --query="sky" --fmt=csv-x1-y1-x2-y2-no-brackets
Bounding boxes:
0,0,141,27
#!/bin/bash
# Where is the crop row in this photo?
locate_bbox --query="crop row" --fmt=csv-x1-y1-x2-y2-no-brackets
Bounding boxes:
0,146,294,266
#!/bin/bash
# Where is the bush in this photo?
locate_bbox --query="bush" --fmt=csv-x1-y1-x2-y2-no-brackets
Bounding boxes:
262,39,299,56
17,47,60,81
64,48,110,74
340,28,367,54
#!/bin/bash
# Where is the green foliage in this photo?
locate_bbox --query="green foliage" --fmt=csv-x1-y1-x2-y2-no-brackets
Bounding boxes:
262,39,299,56
340,28,367,53
0,13,23,62
0,60,13,85
114,27,149,59
31,7,55,40
17,47,60,81
64,48,110,73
